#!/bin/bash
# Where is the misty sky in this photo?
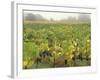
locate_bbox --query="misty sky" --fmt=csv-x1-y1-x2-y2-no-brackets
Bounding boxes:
24,11,90,21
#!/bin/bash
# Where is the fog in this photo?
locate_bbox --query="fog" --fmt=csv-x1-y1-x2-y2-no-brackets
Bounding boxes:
24,11,91,22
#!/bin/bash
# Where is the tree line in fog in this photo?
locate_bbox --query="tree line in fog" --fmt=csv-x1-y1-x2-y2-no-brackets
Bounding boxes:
24,13,91,23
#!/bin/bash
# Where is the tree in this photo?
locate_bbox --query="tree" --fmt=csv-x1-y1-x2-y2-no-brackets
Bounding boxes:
78,14,91,22
67,17,77,22
24,13,45,21
61,17,77,22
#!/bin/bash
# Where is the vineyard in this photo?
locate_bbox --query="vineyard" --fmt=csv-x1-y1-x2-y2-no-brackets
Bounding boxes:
23,22,91,69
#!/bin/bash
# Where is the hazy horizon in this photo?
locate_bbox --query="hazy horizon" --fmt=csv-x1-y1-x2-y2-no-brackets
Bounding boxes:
24,11,91,21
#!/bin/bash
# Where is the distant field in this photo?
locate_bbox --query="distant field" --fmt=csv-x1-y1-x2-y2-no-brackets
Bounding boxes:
23,22,91,69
